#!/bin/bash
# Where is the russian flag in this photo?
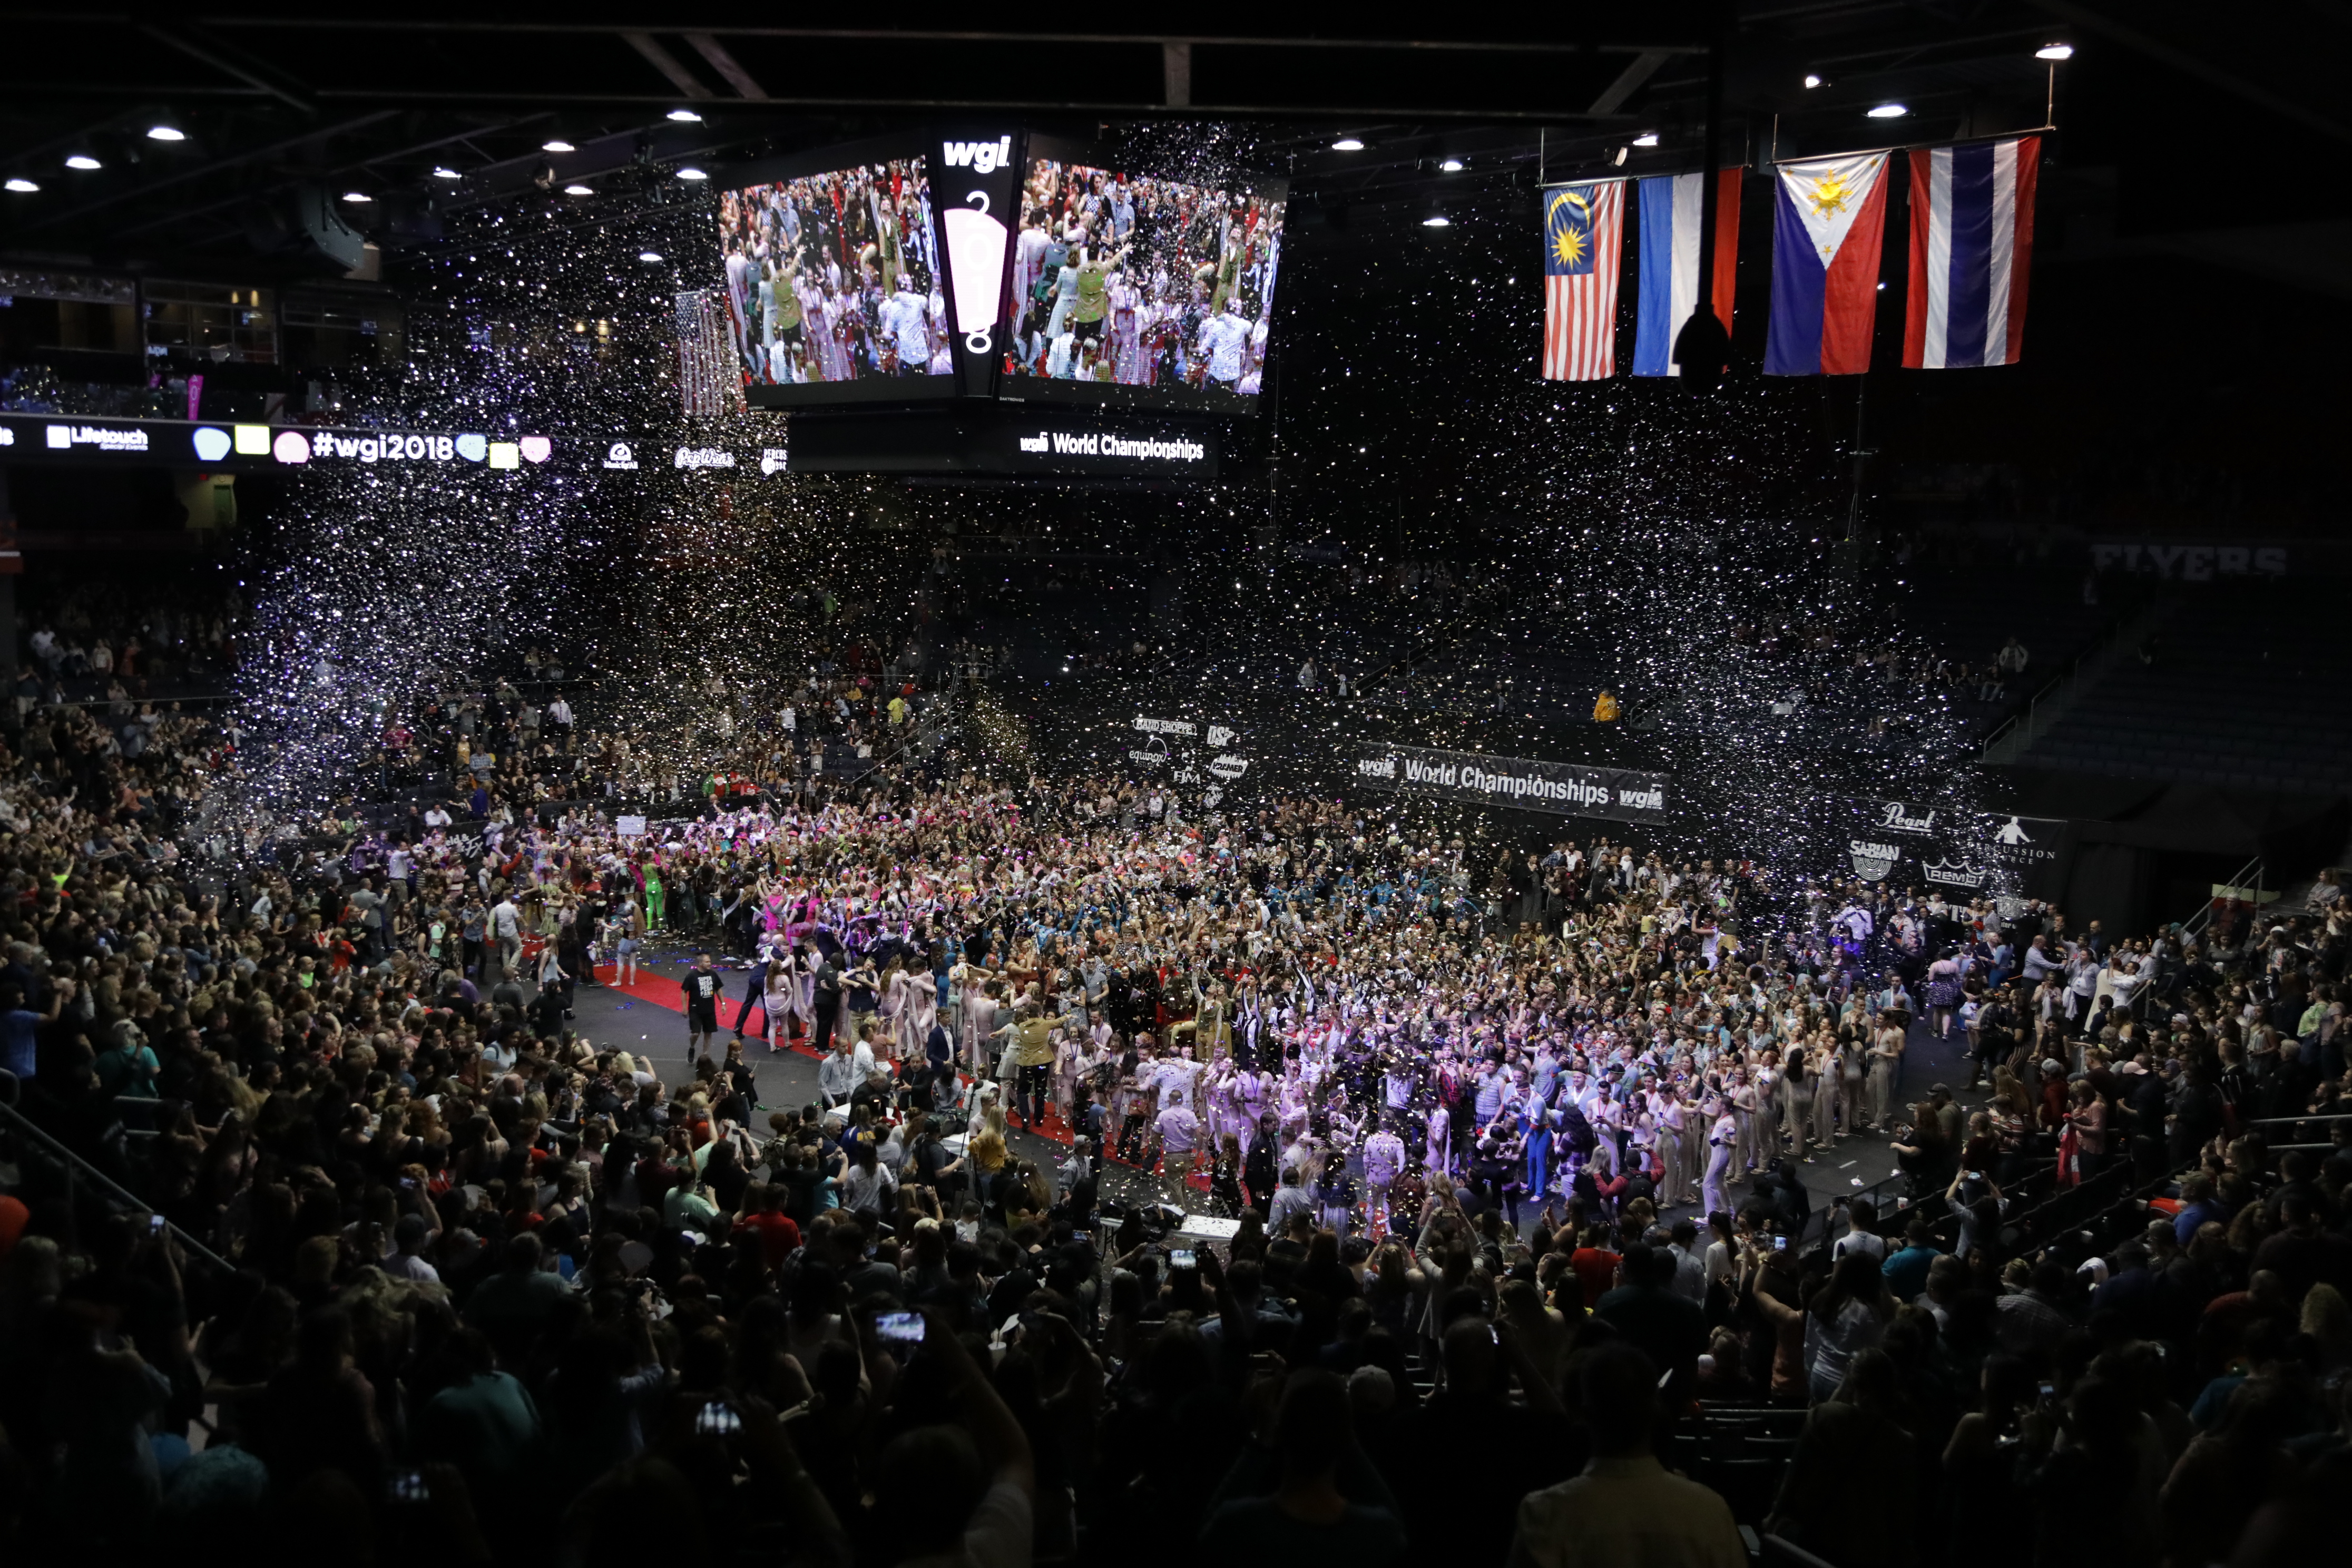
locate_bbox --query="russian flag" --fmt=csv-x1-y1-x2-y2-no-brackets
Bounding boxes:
1764,151,1892,376
1633,169,1742,377
1904,135,2041,368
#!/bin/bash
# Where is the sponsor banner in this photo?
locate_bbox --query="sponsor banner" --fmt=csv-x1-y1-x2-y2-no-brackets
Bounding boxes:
0,412,558,475
1869,799,1946,837
1128,713,1249,809
1841,802,2072,899
1356,743,1672,825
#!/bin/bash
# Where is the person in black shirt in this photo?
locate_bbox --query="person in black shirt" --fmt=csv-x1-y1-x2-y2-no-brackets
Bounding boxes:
811,949,846,1056
681,951,724,1062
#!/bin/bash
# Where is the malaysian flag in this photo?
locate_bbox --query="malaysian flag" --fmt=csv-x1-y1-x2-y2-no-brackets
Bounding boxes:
1542,180,1624,381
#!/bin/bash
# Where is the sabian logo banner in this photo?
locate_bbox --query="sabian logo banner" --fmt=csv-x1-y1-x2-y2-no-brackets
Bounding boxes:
1849,839,1901,880
1355,743,1671,824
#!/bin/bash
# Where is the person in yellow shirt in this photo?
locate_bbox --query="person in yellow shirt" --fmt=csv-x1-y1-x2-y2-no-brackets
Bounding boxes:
1011,1006,1056,1130
1593,689,1622,723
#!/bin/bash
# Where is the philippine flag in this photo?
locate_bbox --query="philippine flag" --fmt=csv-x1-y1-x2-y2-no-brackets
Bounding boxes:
1632,169,1741,377
1903,135,2041,369
1764,151,1892,376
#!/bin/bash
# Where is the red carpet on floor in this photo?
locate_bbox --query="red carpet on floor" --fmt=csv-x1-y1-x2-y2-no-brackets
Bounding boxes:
585,961,1210,1189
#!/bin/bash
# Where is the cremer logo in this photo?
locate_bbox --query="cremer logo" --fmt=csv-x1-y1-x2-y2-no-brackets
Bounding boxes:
942,136,1015,174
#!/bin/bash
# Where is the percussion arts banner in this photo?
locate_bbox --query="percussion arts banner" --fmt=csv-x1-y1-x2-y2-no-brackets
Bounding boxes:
1355,743,1672,826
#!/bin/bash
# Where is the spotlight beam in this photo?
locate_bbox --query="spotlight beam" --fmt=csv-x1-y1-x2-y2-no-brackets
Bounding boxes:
684,32,769,101
621,31,716,100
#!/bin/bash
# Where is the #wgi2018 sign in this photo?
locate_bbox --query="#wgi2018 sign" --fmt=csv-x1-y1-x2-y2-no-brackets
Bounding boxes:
1355,743,1672,826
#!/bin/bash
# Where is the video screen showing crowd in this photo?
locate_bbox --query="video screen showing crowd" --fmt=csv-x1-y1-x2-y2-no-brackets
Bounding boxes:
1006,158,1283,395
717,158,950,387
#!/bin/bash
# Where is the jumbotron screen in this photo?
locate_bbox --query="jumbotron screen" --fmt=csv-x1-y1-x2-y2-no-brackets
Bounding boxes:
1003,142,1286,410
715,141,954,407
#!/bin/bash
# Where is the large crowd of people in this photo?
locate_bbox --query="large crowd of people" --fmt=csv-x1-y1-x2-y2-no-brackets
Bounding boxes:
0,667,2346,1567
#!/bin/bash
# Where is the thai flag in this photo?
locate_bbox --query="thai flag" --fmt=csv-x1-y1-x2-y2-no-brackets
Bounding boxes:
1764,151,1892,376
1904,135,2041,368
1633,169,1742,376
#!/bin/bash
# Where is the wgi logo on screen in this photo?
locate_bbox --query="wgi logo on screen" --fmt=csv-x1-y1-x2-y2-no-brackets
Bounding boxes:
941,136,1014,174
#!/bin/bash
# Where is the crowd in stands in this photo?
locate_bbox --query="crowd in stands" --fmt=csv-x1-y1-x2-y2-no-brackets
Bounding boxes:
0,685,2347,1566
17,580,247,711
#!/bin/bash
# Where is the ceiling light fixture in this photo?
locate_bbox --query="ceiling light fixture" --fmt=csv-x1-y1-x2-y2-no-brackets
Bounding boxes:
1422,215,1452,228
1331,136,1364,151
1867,102,1909,119
564,183,593,197
1439,158,1464,172
542,139,576,153
638,251,664,262
146,124,185,142
675,166,708,181
5,178,37,193
341,190,373,203
432,165,462,179
2036,43,2074,61
65,154,101,170
667,108,703,123
1804,73,1823,89
1632,132,1660,148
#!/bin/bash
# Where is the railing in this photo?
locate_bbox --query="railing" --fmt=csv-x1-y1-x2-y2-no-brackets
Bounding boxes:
1980,594,2173,764
0,1076,235,1275
2182,853,2265,946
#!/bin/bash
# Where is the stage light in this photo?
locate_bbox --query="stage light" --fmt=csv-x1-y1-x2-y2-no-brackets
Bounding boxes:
542,139,576,153
564,184,593,197
5,178,36,193
432,166,462,179
1632,132,1659,147
638,251,664,263
1804,73,1823,89
675,166,709,181
1331,136,1364,151
146,124,185,142
1867,103,1908,119
1422,215,1452,228
667,108,703,123
2036,43,2074,61
1439,158,1464,171
65,154,101,170
341,190,373,203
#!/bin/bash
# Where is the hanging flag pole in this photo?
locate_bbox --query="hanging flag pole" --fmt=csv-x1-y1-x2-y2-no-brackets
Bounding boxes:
1673,0,1733,388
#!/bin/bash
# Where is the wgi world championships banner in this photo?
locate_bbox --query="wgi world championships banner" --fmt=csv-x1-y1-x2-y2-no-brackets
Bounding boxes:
1356,743,1672,826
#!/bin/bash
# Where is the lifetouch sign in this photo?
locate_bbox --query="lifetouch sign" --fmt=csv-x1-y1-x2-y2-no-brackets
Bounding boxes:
1356,742,1673,826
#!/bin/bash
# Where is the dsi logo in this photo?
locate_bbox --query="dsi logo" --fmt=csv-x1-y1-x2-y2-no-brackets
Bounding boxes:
942,136,1014,174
